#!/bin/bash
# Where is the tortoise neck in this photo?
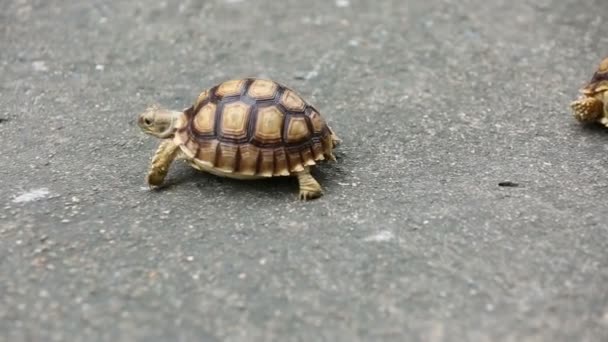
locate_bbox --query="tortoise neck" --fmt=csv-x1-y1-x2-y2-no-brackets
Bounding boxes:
156,109,183,138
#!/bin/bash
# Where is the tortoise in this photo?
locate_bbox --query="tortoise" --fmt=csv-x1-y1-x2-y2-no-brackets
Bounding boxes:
137,78,341,200
571,57,608,127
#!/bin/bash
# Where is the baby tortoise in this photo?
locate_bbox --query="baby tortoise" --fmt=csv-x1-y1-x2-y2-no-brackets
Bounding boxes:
571,57,608,127
137,78,340,200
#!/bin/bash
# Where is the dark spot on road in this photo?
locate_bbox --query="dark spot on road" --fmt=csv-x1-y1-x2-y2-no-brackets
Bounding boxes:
498,181,519,187
0,117,8,123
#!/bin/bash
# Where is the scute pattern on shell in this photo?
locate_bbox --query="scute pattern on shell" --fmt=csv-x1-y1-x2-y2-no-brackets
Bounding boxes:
582,57,608,95
174,78,334,177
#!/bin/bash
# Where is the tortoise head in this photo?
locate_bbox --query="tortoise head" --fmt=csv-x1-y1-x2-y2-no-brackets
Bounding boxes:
137,104,182,139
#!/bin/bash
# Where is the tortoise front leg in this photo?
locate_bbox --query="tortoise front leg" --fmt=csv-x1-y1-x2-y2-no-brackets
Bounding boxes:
600,99,608,128
147,139,180,187
571,97,603,123
296,167,323,200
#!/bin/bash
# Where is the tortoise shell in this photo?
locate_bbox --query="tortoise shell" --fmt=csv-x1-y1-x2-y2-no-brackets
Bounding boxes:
581,57,608,95
173,78,335,177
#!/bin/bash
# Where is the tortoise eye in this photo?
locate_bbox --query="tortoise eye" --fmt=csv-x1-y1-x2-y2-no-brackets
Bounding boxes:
144,118,152,126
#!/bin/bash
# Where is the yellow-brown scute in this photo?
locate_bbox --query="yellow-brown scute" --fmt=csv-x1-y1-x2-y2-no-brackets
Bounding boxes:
174,137,334,177
216,79,245,97
248,79,278,100
193,103,216,134
584,81,608,95
255,107,284,143
195,90,209,108
280,90,306,112
221,102,251,139
309,111,326,133
286,117,310,143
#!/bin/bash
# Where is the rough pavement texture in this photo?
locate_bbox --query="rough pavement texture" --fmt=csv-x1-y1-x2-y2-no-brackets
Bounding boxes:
1,0,608,341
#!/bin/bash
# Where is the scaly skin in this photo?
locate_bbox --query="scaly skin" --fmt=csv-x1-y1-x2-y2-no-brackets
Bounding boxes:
296,167,323,200
147,139,180,187
329,126,342,148
571,94,604,124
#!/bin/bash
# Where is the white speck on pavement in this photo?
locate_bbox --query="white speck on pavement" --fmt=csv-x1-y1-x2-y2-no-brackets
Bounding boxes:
12,188,51,203
364,230,395,242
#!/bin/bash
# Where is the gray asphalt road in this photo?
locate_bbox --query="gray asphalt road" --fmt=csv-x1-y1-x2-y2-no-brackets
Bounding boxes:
1,0,608,341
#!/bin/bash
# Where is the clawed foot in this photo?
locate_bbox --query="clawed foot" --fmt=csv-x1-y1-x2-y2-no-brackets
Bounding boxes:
145,140,180,189
331,136,342,148
299,189,323,201
297,168,323,201
571,97,603,123
146,168,167,188
329,127,342,148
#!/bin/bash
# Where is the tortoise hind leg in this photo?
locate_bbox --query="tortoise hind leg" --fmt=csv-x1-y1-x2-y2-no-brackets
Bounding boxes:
296,167,323,201
328,125,341,148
